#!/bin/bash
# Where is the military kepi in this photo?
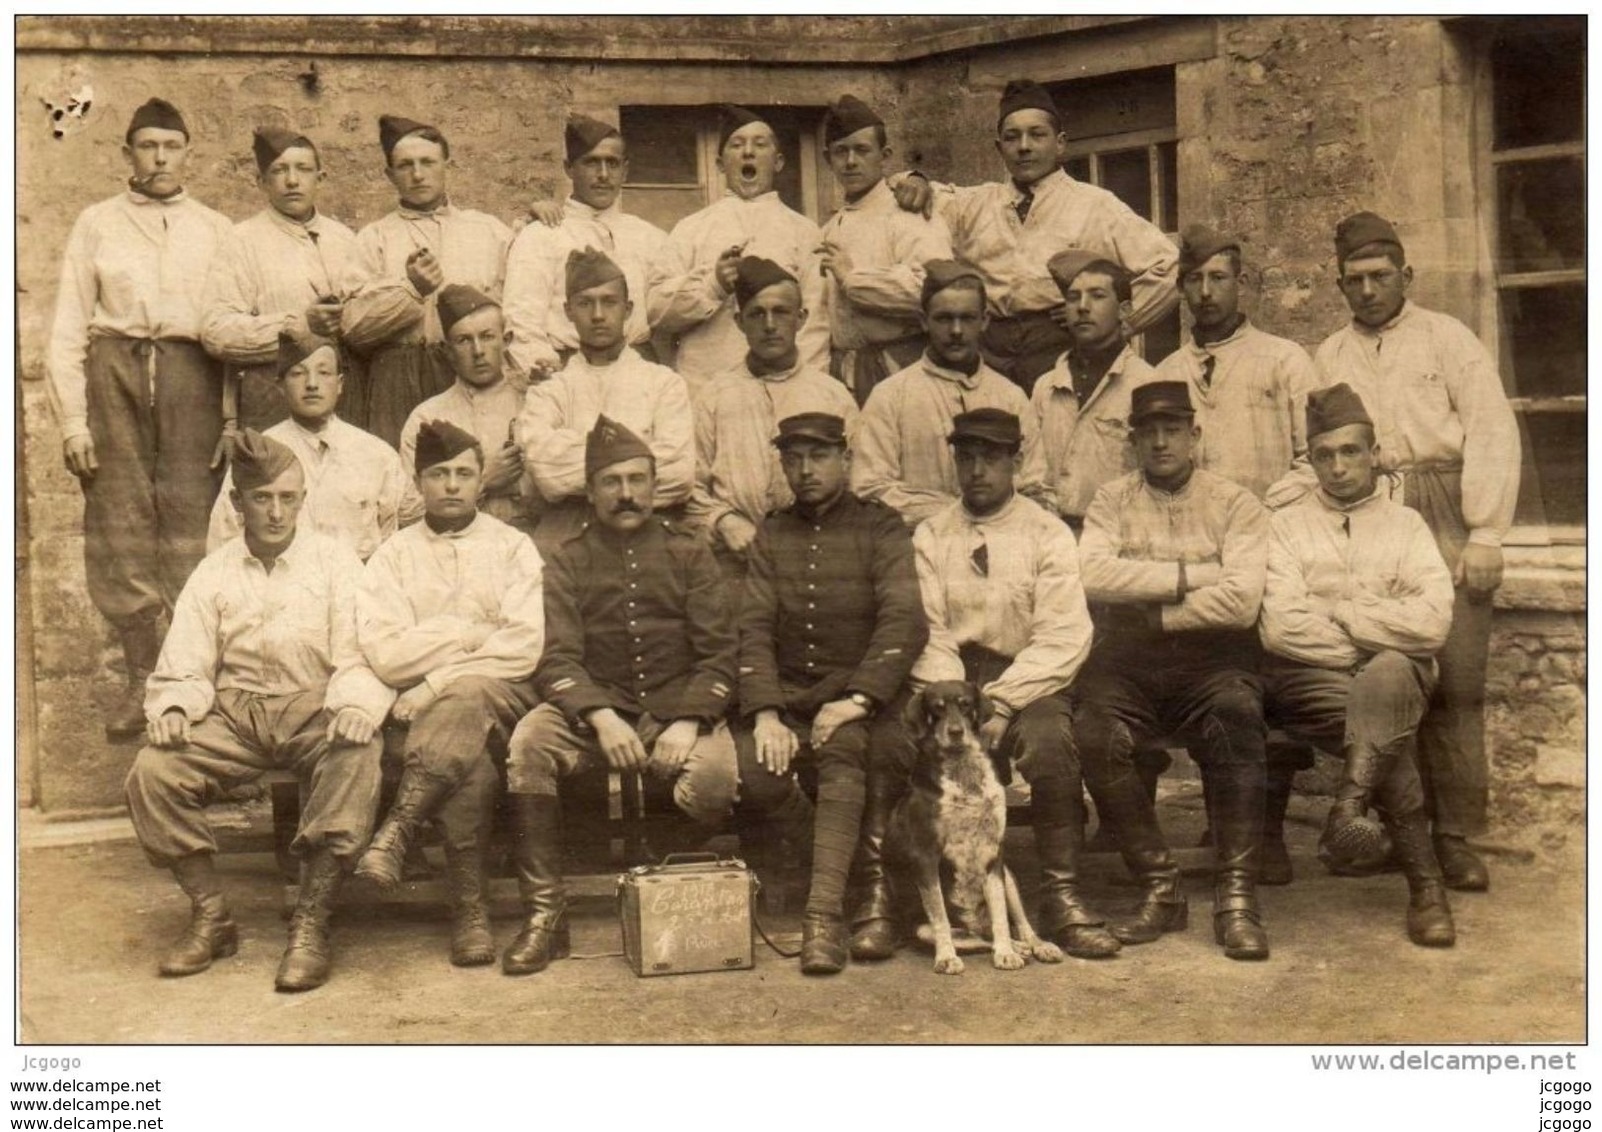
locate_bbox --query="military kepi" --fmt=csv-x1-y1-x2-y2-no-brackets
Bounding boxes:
823,95,883,145
231,428,300,491
1335,211,1404,263
379,114,434,157
1178,223,1241,275
1128,381,1195,425
733,256,797,309
436,283,499,337
773,412,847,449
414,419,480,473
565,114,620,162
585,414,654,480
127,97,188,143
921,258,985,307
253,126,314,172
997,79,1059,128
566,247,627,298
1306,382,1374,439
277,329,337,378
948,408,1022,450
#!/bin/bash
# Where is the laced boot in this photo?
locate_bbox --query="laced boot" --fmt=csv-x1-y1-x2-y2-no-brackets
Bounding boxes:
275,850,343,992
444,842,495,967
107,614,163,742
847,775,904,961
1318,741,1388,871
353,762,452,890
1210,766,1269,961
1032,786,1121,959
159,854,238,977
799,913,848,975
502,794,571,976
1259,762,1296,886
1389,812,1457,947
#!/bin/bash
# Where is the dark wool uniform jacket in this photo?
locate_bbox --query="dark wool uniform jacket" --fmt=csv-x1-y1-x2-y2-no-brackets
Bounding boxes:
536,517,736,726
738,493,928,718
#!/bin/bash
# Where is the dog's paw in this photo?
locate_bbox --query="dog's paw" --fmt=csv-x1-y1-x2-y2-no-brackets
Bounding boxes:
991,946,1027,971
1026,940,1066,965
933,953,965,976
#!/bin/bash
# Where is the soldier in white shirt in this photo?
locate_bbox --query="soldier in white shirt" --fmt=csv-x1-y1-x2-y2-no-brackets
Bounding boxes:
47,97,235,740
124,430,393,992
201,127,359,432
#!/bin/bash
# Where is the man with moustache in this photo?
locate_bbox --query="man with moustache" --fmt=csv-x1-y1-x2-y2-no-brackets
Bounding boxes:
355,420,545,968
519,249,694,556
48,97,234,739
202,127,359,432
341,115,512,447
852,260,1054,526
504,114,669,377
815,95,952,404
692,257,858,577
892,80,1178,392
399,284,530,533
207,330,418,561
648,105,830,398
501,417,739,976
124,429,392,992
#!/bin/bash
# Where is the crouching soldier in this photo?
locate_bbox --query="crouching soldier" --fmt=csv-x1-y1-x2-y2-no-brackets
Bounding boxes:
1260,384,1457,946
125,430,393,992
502,417,740,976
733,413,927,973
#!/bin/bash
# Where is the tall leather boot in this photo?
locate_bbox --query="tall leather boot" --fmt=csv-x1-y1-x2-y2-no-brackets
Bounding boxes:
1259,762,1296,886
1319,741,1387,871
275,850,343,992
107,614,163,742
502,794,570,976
1391,813,1457,947
1033,782,1121,958
160,853,238,977
1090,722,1186,944
1210,765,1270,961
847,774,904,961
353,762,453,890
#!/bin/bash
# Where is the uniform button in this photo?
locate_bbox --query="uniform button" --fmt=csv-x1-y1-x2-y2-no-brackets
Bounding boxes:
810,544,818,551
635,655,643,662
807,603,815,610
637,673,645,680
807,643,816,650
808,584,815,590
629,583,637,590
805,624,813,630
813,525,821,532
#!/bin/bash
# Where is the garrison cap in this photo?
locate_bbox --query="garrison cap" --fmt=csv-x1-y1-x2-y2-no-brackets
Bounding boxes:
253,126,315,173
773,412,848,449
276,329,337,378
565,247,627,299
565,114,621,162
1178,223,1242,275
717,105,774,152
733,256,798,310
379,114,435,158
920,259,986,308
231,428,300,492
126,98,188,143
1306,383,1374,441
823,95,884,146
436,283,500,337
1129,381,1195,426
948,408,1022,451
1335,211,1404,264
997,79,1059,130
585,414,655,481
414,419,481,473
1047,249,1106,293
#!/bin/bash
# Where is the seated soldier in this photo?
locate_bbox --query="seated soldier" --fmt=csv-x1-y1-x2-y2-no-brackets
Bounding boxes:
691,257,858,579
1260,384,1456,946
354,420,545,968
1073,381,1272,961
867,408,1120,960
733,412,927,974
502,417,740,977
125,430,393,992
208,330,419,561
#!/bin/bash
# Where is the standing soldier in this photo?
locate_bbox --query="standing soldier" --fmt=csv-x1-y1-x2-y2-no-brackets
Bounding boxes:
201,127,358,432
341,115,512,448
816,95,952,404
47,97,234,739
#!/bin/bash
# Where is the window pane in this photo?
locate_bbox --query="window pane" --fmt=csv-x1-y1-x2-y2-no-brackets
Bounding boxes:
1496,157,1585,273
1157,141,1178,233
1514,410,1586,526
1499,283,1586,398
1492,19,1585,150
1099,147,1153,222
1063,155,1091,183
620,106,700,185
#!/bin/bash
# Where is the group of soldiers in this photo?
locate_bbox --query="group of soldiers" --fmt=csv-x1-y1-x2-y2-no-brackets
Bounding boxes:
46,79,1520,990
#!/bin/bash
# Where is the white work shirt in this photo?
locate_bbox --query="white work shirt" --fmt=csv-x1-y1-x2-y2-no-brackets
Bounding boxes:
1031,344,1154,519
818,179,952,350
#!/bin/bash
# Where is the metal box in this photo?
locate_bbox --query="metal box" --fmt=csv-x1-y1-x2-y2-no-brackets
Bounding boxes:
616,853,756,977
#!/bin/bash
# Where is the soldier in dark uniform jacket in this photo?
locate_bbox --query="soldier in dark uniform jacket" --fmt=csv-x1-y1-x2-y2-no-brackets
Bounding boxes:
501,415,740,976
734,412,928,974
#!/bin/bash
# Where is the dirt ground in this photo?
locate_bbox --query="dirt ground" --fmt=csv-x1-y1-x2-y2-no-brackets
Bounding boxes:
17,783,1585,1045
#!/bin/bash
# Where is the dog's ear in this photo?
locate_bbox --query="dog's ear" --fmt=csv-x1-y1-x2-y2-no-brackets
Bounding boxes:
976,690,996,725
901,690,928,740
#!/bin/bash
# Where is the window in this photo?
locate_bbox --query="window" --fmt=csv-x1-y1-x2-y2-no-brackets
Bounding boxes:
1047,67,1181,362
1479,17,1586,533
619,105,827,232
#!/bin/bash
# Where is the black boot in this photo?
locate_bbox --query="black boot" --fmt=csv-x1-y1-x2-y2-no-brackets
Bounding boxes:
1260,762,1296,886
160,853,238,977
847,775,903,961
353,762,453,890
1033,789,1121,959
275,850,343,992
799,913,848,975
107,614,163,742
1390,813,1457,947
1432,833,1490,892
1089,728,1187,945
1210,766,1269,961
502,794,570,976
1319,741,1388,871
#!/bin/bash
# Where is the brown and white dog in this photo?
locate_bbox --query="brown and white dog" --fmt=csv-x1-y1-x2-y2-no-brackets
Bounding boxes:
888,681,1065,974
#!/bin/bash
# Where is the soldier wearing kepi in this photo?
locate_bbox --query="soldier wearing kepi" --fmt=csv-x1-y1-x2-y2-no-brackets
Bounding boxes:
1298,211,1521,893
519,248,694,556
816,95,952,404
399,284,530,533
207,330,418,562
124,430,392,992
1260,384,1457,947
733,412,928,974
355,420,545,968
1072,381,1273,961
341,115,512,447
502,417,740,976
648,105,830,398
201,126,359,433
503,114,669,377
692,257,858,577
48,97,235,739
